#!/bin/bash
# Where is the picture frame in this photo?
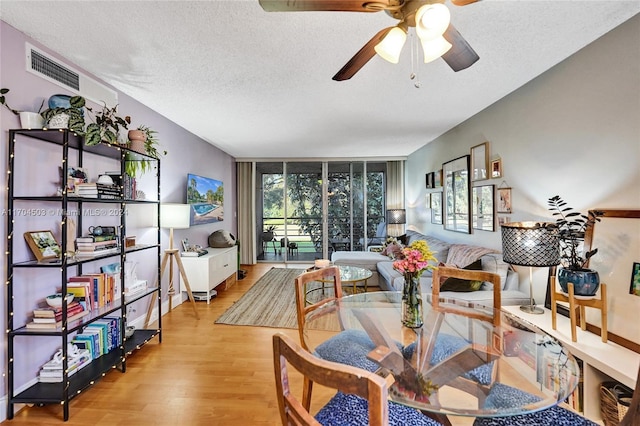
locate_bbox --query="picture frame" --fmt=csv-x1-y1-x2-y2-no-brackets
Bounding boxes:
425,172,435,189
472,185,495,232
498,216,510,226
497,187,512,214
434,169,442,187
470,142,489,181
491,158,502,179
443,155,471,233
24,230,62,261
430,192,443,225
630,262,640,297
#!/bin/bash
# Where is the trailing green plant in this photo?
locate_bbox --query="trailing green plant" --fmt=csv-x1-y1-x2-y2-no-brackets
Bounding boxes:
84,102,131,146
40,95,85,133
547,195,604,270
124,125,166,178
1,88,45,115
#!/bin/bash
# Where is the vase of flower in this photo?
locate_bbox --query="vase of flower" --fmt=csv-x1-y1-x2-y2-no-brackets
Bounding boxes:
402,274,423,328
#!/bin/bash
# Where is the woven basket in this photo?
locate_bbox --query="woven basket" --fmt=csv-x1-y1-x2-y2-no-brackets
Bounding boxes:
600,381,632,425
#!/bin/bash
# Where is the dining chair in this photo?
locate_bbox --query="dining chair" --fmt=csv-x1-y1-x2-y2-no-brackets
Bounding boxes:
273,332,442,426
294,266,382,409
473,359,640,426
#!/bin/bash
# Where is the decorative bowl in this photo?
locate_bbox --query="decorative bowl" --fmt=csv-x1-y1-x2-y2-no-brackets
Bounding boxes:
46,293,74,308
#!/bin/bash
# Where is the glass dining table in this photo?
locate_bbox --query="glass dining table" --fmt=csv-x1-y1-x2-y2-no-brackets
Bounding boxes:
303,292,580,420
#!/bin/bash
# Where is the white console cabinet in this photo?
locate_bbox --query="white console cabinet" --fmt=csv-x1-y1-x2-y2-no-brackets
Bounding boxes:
503,306,639,423
181,246,238,303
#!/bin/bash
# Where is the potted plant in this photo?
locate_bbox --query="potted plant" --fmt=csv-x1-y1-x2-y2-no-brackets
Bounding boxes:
124,125,166,177
1,88,46,128
547,195,604,296
84,102,131,146
40,95,85,133
262,224,277,242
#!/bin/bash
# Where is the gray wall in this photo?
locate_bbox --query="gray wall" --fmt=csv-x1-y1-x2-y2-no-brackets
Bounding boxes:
405,14,640,303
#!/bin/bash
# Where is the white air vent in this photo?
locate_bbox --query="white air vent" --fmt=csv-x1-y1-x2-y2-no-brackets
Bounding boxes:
25,43,118,108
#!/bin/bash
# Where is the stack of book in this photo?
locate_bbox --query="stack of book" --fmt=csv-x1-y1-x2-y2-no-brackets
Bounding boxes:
74,182,121,199
75,235,119,257
38,344,92,383
26,302,89,329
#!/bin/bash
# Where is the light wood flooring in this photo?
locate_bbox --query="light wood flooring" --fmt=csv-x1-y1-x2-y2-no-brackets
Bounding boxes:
4,263,474,425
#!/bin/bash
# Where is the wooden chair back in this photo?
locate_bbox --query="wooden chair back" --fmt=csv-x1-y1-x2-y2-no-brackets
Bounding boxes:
620,361,640,426
294,266,343,351
431,266,502,327
273,332,388,426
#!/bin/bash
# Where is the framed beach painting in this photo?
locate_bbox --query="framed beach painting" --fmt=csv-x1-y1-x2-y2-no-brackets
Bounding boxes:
187,173,224,225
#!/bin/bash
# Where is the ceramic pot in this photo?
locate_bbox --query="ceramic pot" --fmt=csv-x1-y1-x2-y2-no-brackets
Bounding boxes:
19,112,44,129
129,139,146,153
558,267,600,296
128,129,146,142
47,112,70,129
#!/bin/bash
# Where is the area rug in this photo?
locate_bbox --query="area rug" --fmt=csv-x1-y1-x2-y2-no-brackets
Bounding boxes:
215,268,310,329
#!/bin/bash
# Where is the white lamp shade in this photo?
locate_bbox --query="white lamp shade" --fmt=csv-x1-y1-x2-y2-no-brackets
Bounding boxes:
416,3,451,41
161,203,191,229
421,36,452,63
374,26,407,64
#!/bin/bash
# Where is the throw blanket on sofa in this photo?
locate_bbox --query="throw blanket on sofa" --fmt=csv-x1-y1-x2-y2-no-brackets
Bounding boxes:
446,244,498,268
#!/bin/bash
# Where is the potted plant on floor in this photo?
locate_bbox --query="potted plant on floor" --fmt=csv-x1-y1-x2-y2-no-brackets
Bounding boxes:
547,195,604,296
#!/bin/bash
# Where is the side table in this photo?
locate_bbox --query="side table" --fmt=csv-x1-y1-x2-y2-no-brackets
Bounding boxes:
551,279,608,343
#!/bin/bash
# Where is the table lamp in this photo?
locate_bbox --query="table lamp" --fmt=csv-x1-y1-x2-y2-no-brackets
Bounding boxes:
501,221,559,314
159,203,199,317
387,209,406,237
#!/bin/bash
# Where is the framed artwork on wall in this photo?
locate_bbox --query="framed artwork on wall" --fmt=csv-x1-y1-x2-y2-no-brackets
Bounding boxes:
443,155,471,233
497,187,512,214
472,185,495,232
471,142,489,181
491,158,502,178
187,173,224,226
630,262,640,297
425,172,435,189
434,169,442,187
430,192,442,225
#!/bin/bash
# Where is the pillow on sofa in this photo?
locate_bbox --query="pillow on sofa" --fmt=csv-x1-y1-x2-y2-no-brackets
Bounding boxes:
480,254,510,290
440,259,483,292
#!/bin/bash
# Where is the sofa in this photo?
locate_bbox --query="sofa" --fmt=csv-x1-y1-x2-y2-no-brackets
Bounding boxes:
331,229,531,307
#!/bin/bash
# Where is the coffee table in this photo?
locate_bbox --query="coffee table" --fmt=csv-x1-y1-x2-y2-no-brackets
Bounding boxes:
305,265,372,304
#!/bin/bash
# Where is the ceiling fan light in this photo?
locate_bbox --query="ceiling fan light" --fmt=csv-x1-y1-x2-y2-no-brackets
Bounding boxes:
374,26,407,64
416,3,451,41
421,36,452,63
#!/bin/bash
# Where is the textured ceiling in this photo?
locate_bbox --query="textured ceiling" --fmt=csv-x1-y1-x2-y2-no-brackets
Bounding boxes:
1,1,638,159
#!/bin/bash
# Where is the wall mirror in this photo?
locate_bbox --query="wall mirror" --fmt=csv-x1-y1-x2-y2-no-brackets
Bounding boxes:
443,155,470,233
472,185,495,232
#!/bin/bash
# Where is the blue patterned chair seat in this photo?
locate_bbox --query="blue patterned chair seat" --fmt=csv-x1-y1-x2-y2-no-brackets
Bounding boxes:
403,333,495,385
473,383,598,425
315,391,441,425
314,329,401,372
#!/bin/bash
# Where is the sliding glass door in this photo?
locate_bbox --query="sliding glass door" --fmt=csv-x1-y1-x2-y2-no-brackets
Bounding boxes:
256,161,387,263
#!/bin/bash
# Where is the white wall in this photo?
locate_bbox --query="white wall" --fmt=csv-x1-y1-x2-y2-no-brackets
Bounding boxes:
405,14,640,303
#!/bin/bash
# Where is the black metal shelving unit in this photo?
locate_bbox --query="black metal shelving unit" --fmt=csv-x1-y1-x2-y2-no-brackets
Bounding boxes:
6,129,162,421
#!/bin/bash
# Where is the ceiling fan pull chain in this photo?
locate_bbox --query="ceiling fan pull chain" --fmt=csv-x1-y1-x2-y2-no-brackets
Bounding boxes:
413,31,422,89
410,32,416,81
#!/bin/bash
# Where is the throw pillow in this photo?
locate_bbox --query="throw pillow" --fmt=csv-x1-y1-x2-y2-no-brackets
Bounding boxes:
440,259,483,292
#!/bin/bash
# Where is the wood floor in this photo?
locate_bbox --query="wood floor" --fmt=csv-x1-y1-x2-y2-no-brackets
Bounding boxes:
4,263,473,425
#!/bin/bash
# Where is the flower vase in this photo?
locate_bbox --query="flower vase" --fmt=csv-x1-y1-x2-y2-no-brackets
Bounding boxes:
402,275,423,328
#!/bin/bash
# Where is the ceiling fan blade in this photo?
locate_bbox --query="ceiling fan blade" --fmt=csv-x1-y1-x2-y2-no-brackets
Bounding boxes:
259,0,398,12
450,0,480,6
332,27,394,81
441,24,479,72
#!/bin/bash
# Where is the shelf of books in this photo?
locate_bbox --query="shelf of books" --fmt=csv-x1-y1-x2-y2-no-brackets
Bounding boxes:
6,129,161,421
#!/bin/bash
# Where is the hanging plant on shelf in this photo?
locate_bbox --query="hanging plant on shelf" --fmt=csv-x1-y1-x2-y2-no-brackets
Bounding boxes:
125,125,166,178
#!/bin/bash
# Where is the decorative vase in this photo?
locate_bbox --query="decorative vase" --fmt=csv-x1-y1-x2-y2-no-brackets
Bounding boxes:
558,268,600,296
47,112,70,129
402,274,423,328
128,130,146,153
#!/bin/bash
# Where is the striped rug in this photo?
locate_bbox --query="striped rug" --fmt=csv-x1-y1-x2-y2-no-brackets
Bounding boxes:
215,268,315,329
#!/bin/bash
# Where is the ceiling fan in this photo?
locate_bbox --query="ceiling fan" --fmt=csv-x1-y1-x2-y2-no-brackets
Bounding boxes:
258,0,480,81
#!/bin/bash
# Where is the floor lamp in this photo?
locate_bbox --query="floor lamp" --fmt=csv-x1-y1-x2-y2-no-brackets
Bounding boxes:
153,203,199,321
501,221,559,314
387,208,406,237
